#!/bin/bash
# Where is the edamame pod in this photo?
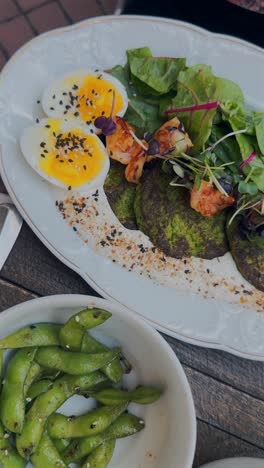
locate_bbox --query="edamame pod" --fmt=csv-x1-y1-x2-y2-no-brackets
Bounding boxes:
82,335,124,384
91,386,163,405
59,308,111,351
63,413,145,463
48,402,127,439
24,362,42,396
0,348,37,433
31,432,67,468
0,422,25,468
35,346,121,375
16,372,107,459
0,350,4,380
82,439,116,468
0,324,61,349
27,379,53,401
53,438,71,453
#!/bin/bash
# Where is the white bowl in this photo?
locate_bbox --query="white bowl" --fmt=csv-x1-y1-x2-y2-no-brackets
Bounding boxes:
0,294,196,468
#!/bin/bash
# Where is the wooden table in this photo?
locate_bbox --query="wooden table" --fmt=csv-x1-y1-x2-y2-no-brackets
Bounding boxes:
1,170,264,467
1,3,264,467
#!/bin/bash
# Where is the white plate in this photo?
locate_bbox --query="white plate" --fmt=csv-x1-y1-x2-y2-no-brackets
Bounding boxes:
0,15,264,360
0,294,196,468
200,458,264,468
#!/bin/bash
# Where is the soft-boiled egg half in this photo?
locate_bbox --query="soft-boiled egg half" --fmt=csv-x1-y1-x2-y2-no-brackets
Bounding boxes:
20,118,109,191
41,71,128,129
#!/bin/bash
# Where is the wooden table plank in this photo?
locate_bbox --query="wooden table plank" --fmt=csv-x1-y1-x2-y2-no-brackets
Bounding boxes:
185,366,264,448
165,334,264,401
1,223,96,296
194,420,264,467
0,277,36,311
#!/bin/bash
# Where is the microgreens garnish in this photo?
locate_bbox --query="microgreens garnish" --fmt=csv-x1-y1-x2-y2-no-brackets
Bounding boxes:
94,90,117,136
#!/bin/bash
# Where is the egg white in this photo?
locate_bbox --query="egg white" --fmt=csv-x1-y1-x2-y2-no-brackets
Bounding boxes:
41,70,128,131
20,118,110,192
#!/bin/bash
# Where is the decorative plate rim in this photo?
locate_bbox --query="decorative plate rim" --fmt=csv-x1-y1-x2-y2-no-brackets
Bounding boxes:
0,14,264,361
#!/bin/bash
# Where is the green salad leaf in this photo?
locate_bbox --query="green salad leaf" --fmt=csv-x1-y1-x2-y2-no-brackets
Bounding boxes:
253,112,264,155
108,64,164,134
165,65,245,152
168,65,219,152
207,125,242,174
127,47,186,95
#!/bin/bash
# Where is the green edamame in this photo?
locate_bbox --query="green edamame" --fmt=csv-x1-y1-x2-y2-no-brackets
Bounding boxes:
59,308,111,351
82,335,124,384
0,324,61,349
91,386,163,405
52,438,71,453
27,379,53,401
16,371,107,459
48,402,127,439
0,350,4,380
35,346,121,375
24,362,42,397
63,413,145,463
0,422,25,468
82,439,116,468
31,432,67,468
0,348,37,433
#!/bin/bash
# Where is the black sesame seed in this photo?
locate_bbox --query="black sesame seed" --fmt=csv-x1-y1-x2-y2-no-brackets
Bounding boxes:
62,92,67,96
50,107,54,110
56,155,59,159
69,159,73,163
72,84,78,90
108,88,113,92
36,118,39,123
45,125,50,128
52,94,55,99
37,100,40,104
40,142,46,148
83,165,87,170
59,100,63,105
68,186,71,190
59,160,64,163
73,226,77,232
74,112,79,117
43,149,48,154
101,111,105,116
90,129,94,134
65,105,71,110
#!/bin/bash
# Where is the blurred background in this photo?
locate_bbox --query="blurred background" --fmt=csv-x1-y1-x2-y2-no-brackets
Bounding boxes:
0,0,263,74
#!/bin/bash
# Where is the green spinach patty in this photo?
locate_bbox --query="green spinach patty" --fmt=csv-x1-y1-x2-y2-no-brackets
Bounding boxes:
103,160,137,230
227,216,264,292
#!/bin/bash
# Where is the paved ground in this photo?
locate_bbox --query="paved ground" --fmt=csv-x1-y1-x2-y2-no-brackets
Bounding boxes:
0,0,119,70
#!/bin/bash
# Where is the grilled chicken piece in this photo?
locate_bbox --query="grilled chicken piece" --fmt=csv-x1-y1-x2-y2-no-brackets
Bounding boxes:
190,179,235,217
153,117,193,156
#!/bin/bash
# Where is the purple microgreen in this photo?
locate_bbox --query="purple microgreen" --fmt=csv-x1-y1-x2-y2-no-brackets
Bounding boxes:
94,90,117,136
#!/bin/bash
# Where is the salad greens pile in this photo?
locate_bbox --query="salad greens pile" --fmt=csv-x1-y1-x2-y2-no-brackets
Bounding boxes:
109,47,264,200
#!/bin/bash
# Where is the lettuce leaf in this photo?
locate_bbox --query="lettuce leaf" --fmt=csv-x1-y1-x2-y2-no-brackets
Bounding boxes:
253,112,264,155
208,125,242,174
165,65,245,152
108,64,164,134
127,47,186,95
229,119,264,192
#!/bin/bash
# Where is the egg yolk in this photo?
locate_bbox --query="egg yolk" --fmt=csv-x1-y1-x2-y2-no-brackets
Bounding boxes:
76,76,124,124
39,122,106,188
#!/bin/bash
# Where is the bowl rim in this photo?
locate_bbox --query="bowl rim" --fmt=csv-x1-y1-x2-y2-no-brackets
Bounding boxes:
0,294,197,467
